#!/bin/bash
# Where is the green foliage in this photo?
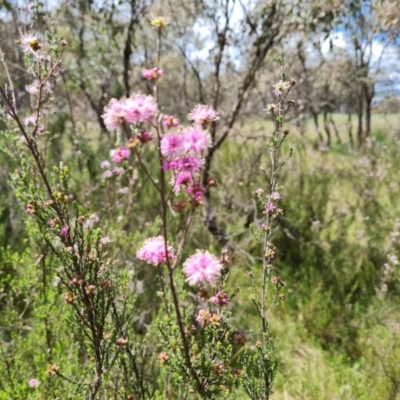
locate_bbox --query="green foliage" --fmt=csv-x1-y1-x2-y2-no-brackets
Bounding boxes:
2,98,400,398
1,0,400,398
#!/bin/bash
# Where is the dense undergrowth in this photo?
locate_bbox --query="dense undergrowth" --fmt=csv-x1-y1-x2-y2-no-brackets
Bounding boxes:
213,119,400,399
1,110,400,398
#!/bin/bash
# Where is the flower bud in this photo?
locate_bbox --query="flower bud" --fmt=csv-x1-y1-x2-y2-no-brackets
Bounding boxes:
26,204,36,214
208,177,218,187
172,202,186,213
137,131,152,144
157,352,169,364
46,364,59,377
151,17,167,29
128,138,140,149
115,338,128,347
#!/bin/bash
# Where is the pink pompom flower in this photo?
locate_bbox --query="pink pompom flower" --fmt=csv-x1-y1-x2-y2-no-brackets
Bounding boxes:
163,158,180,171
142,67,163,80
136,236,175,266
273,81,291,97
102,98,130,131
161,128,211,160
188,104,219,127
28,378,40,388
182,127,212,156
160,132,184,159
20,33,41,55
124,94,157,125
183,250,222,286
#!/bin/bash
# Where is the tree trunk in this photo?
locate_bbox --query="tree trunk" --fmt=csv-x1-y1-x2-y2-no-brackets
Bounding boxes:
347,112,354,148
312,112,324,142
323,109,332,146
357,94,364,148
364,83,374,139
329,114,341,144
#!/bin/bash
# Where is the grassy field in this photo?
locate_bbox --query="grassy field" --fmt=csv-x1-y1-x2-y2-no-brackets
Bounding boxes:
212,110,400,399
235,112,400,143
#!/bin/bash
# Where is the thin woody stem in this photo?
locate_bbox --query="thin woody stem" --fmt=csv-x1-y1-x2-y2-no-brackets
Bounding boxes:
0,46,16,109
151,26,205,394
261,61,291,343
33,50,64,138
1,49,106,400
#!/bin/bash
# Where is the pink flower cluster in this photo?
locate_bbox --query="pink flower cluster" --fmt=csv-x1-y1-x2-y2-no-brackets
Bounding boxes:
24,115,38,126
137,131,153,143
163,115,179,129
136,236,175,266
196,308,222,327
263,203,277,215
161,127,212,199
102,94,157,131
196,309,211,327
26,204,35,214
210,291,229,307
24,114,44,133
186,182,205,201
26,80,53,95
263,191,281,215
212,363,225,376
100,161,125,179
183,250,222,286
271,191,281,200
110,147,130,163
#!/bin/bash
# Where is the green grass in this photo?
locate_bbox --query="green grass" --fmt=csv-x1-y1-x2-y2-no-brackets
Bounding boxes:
211,111,400,399
236,112,400,145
